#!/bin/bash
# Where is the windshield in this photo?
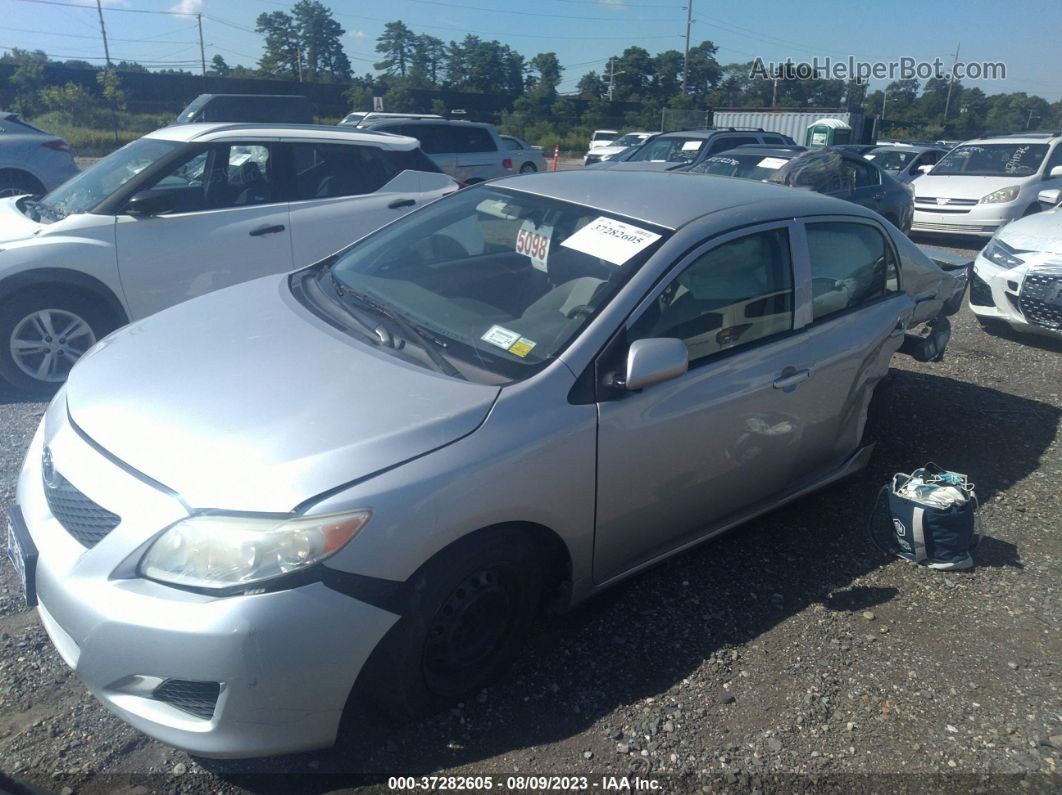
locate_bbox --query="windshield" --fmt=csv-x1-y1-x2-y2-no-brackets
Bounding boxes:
592,131,617,141
32,138,180,222
690,153,791,181
627,136,704,163
611,134,645,147
342,112,367,125
326,186,669,382
866,149,917,172
931,143,1048,177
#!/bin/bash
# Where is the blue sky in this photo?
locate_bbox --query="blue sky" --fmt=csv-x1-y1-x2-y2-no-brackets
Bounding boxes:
4,0,1061,101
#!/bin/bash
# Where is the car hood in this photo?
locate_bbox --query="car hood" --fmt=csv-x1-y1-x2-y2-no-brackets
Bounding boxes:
596,161,682,172
0,196,44,243
995,208,1062,254
64,275,501,512
912,174,1031,200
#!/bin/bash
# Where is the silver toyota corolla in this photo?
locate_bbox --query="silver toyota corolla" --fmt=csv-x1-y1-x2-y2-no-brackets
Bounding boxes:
9,170,963,757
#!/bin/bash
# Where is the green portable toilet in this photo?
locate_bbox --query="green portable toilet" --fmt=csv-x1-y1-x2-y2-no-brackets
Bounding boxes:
805,118,852,148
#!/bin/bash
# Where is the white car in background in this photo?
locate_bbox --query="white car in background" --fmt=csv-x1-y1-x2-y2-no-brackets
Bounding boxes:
911,132,1062,237
583,131,659,166
969,187,1062,339
500,135,547,173
0,112,79,196
584,129,619,164
0,123,456,391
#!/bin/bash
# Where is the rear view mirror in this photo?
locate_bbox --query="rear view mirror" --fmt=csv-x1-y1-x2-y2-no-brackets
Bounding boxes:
918,164,934,174
1050,166,1062,178
126,189,176,216
624,338,688,391
1038,188,1061,207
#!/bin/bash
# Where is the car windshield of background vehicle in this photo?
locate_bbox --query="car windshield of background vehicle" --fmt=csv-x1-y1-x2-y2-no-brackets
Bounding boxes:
29,138,180,223
326,186,670,383
627,136,704,163
867,150,917,172
611,134,644,147
691,154,791,181
931,143,1049,176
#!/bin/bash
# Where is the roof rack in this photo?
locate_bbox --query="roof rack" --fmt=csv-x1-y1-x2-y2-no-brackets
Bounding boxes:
725,126,766,132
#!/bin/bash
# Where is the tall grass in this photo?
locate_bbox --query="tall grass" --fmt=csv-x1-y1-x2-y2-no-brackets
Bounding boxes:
30,110,176,157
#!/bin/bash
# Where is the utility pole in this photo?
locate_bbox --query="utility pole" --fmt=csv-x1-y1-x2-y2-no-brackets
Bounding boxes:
682,1,693,94
95,0,111,67
771,74,778,107
197,14,206,76
606,57,624,102
943,42,960,120
882,87,887,120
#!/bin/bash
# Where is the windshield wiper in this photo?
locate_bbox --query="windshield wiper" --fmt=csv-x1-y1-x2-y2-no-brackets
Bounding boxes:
330,277,463,378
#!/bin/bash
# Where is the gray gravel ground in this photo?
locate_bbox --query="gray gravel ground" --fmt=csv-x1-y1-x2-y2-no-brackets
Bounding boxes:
1,236,1059,794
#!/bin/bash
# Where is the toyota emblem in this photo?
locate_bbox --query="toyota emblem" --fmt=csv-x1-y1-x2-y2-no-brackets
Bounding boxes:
935,197,950,206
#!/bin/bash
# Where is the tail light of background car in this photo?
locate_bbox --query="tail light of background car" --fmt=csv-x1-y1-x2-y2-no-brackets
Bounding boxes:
503,159,513,170
41,140,70,153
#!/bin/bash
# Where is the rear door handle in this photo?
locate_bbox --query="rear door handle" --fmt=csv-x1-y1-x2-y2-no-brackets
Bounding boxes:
388,198,416,209
249,224,285,237
773,368,811,389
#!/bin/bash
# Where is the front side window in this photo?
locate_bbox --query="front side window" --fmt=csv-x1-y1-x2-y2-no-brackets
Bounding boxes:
627,136,704,163
325,186,670,382
931,143,1049,176
630,228,794,364
1044,144,1062,175
31,137,180,222
806,222,898,321
292,143,396,200
691,153,792,181
139,143,276,212
867,149,917,173
705,136,758,156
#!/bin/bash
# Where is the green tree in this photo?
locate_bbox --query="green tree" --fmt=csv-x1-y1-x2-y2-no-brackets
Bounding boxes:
256,10,301,78
9,60,45,116
375,20,417,76
411,34,447,85
576,70,605,99
528,52,562,96
97,67,127,111
292,0,350,81
209,55,231,77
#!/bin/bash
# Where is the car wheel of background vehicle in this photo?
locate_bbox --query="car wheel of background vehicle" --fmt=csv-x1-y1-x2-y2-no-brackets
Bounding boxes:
0,289,113,393
359,528,542,720
0,169,46,198
520,162,537,174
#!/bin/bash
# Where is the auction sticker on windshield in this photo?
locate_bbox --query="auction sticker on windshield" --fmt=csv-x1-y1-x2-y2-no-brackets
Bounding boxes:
561,217,661,266
481,324,522,350
515,220,553,272
758,157,788,169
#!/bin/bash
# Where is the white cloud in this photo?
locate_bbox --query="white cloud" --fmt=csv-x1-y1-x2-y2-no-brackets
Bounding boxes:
170,0,204,13
596,0,624,9
347,30,366,42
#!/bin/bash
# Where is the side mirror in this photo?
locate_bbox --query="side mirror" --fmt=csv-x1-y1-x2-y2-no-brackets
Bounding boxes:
1049,165,1062,179
1038,188,1061,207
126,189,176,217
624,338,688,391
918,164,934,174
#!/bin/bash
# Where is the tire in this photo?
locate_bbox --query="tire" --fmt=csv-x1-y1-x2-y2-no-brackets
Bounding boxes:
0,169,46,198
519,162,537,174
0,289,115,394
360,528,542,720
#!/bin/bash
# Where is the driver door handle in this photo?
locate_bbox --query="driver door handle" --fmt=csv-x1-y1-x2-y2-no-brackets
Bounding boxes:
388,198,416,209
249,224,285,237
773,368,811,389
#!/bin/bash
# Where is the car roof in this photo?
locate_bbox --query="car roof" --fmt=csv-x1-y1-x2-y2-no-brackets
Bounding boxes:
489,169,873,230
869,144,940,153
359,118,492,129
963,132,1062,144
719,145,807,157
145,123,419,149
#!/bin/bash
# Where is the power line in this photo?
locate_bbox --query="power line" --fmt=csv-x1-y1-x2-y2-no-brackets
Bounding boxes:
13,0,198,16
0,25,197,44
398,0,676,22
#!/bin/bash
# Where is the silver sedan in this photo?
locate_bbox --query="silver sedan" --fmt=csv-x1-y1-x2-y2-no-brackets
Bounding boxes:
11,170,964,757
0,113,79,196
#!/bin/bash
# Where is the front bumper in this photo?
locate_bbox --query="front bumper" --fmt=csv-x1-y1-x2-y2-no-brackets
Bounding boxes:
911,203,1023,237
968,254,1062,339
15,408,399,757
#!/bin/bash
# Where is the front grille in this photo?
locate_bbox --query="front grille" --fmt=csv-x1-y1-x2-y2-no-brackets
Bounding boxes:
44,471,121,548
915,197,978,206
1019,272,1062,329
152,679,221,720
912,221,996,234
969,270,994,307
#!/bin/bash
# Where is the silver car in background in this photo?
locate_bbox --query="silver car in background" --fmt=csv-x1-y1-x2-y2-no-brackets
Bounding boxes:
0,113,79,196
10,171,963,757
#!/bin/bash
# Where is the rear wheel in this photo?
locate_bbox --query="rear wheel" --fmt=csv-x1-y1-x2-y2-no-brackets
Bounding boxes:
0,169,45,198
0,290,114,393
360,529,542,720
519,162,537,174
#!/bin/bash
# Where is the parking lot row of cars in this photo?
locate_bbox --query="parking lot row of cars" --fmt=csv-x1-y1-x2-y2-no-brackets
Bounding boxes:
0,98,1057,761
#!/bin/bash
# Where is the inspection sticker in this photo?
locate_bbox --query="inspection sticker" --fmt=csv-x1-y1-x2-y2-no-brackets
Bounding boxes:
508,337,536,358
681,140,702,151
561,216,662,266
515,220,553,272
481,324,522,350
757,157,788,170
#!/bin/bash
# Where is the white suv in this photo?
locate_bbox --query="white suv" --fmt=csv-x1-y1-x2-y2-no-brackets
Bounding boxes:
911,132,1062,237
0,123,457,391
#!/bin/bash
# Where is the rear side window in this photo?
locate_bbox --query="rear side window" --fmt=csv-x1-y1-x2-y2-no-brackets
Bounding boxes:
806,222,899,321
763,135,787,145
292,143,398,200
453,126,497,154
706,135,758,155
844,158,880,188
407,125,453,154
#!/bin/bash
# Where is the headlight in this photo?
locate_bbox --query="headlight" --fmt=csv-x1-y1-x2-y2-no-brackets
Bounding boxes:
140,510,371,591
981,239,1026,268
979,185,1020,204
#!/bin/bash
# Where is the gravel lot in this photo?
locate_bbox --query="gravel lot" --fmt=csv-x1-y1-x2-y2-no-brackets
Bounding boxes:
1,236,1060,794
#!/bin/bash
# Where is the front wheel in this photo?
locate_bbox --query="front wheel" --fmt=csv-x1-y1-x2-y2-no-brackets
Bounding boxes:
0,169,45,198
0,291,112,393
359,529,542,720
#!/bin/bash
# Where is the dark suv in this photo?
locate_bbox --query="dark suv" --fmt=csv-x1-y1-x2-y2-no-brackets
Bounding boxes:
174,94,314,125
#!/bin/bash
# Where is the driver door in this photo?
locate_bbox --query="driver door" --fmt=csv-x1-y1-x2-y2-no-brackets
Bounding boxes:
114,140,293,320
